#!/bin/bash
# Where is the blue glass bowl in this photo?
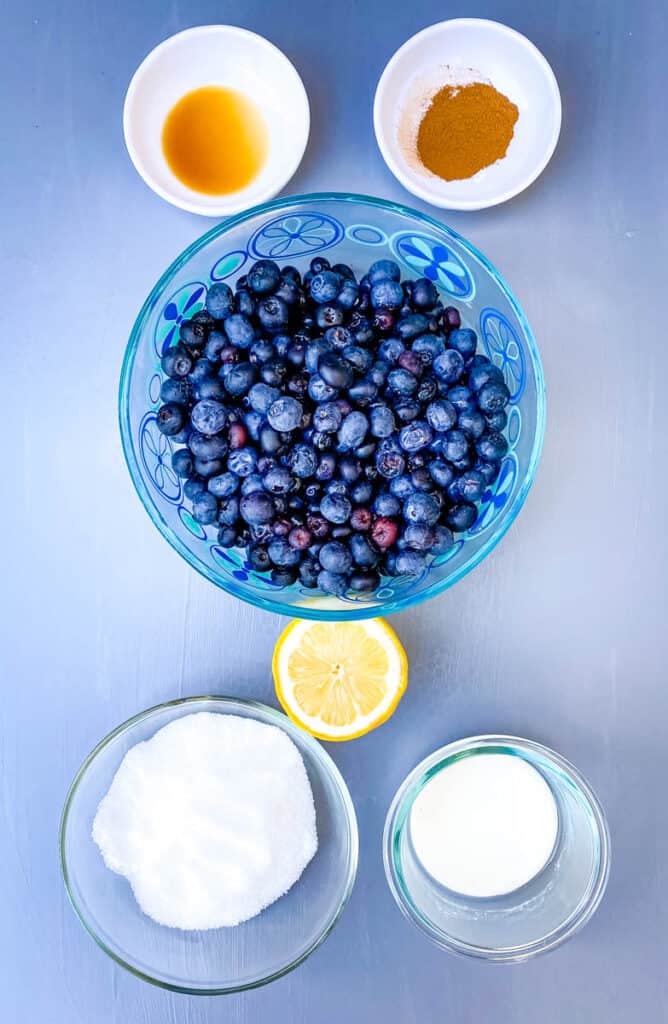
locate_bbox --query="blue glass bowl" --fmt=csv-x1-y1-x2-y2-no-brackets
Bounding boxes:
119,193,545,619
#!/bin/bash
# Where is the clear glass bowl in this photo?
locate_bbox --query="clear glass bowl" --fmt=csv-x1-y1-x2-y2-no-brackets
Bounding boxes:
383,735,610,962
60,697,358,993
119,193,545,619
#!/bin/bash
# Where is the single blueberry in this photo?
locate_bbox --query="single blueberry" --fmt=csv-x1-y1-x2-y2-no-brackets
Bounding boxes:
191,399,227,435
474,459,500,485
184,478,206,500
458,470,485,502
476,431,509,461
308,374,338,403
477,380,511,413
260,357,289,387
247,545,272,572
349,570,381,594
188,431,228,459
351,480,374,504
395,550,426,576
319,352,354,389
228,447,257,477
337,278,360,309
350,534,379,568
248,382,280,415
375,441,406,479
313,402,343,433
194,456,225,478
247,259,281,295
259,425,281,454
171,448,194,478
446,502,478,532
239,490,275,525
240,473,264,495
343,345,373,374
217,526,237,548
396,313,430,340
287,340,306,367
317,570,348,597
443,429,469,463
447,385,476,412
426,399,457,433
404,492,440,526
289,444,318,479
316,301,345,330
156,402,186,436
235,289,255,317
320,492,352,524
433,349,465,383
305,339,334,374
338,411,369,450
263,465,293,494
395,400,421,423
205,330,229,361
431,525,455,554
257,295,289,332
161,344,193,379
388,368,418,396
368,259,401,284
319,541,353,574
403,524,435,551
373,492,401,517
275,278,299,305
410,278,438,309
192,492,218,525
468,360,504,392
390,475,415,501
179,318,208,348
485,410,508,432
299,558,320,588
325,326,354,351
458,408,487,438
160,378,191,405
196,376,227,401
224,362,257,397
447,328,478,358
370,280,404,309
416,378,438,405
442,306,461,330
282,265,302,285
205,282,234,319
370,404,395,438
268,537,301,568
273,334,292,357
316,453,337,482
412,333,446,365
207,471,238,498
271,567,298,586
399,420,433,452
287,526,312,550
428,459,455,489
267,396,303,431
224,313,255,349
310,270,341,304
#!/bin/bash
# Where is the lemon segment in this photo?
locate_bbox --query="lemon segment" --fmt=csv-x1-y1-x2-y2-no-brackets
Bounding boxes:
273,619,408,741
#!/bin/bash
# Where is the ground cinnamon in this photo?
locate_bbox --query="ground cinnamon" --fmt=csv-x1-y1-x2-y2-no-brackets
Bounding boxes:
416,81,519,182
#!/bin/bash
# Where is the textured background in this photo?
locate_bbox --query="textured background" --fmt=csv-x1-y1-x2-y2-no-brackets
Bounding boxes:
3,1,667,1021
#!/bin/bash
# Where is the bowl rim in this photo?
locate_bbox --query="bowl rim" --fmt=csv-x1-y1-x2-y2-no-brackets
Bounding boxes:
382,734,611,962
122,25,311,217
59,694,359,994
373,18,562,211
119,191,546,620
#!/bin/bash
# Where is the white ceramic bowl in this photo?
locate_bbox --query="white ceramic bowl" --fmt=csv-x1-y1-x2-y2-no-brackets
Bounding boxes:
123,26,310,217
374,19,561,211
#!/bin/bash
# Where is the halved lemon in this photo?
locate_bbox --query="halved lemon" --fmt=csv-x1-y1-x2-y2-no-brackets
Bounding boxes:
273,618,408,741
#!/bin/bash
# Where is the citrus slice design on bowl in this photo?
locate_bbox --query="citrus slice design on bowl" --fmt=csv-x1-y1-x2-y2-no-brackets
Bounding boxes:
274,619,408,741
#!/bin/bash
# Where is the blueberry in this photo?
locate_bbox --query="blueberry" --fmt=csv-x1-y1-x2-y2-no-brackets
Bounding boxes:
352,317,374,346
316,302,345,330
477,380,511,413
458,408,487,438
476,431,509,461
156,402,186,436
194,456,225,478
447,328,477,358
457,470,485,502
217,526,238,547
443,429,469,463
442,306,461,330
433,349,465,383
446,502,478,532
371,516,399,549
208,471,238,498
235,289,255,317
320,492,352,524
317,570,348,597
192,492,218,525
313,402,342,433
205,282,234,319
351,480,373,504
248,382,280,415
338,411,368,450
370,279,403,310
224,363,257,397
259,425,281,454
376,440,405,479
485,410,508,431
343,345,373,374
307,512,330,538
430,525,453,554
191,399,227,435
388,368,418,396
273,334,292,358
272,567,298,586
339,456,363,483
263,465,293,494
356,441,377,461
204,330,227,361
337,278,360,309
395,551,426,576
325,326,354,351
288,526,312,550
268,537,301,568
267,396,303,431
350,534,379,568
368,259,401,284
196,376,227,401
184,478,206,501
239,490,275,525
372,308,396,334
475,459,500,485
402,524,435,551
468,360,504,392
248,259,281,295
374,492,401,517
447,385,476,412
410,278,438,309
319,541,353,574
171,448,194,478
404,492,440,526
412,333,445,364
224,314,255,349
428,460,454,489
287,340,306,367
299,558,320,588
228,447,257,477
316,453,337,481
399,420,433,452
190,361,215,386
397,350,423,377
247,545,272,572
160,378,191,404
289,444,318,479
161,344,193,379
395,400,421,423
188,431,228,459
256,295,288,333
308,374,338,403
306,339,334,373
261,358,289,387
370,404,395,438
397,313,430,340
390,475,415,500
310,270,341,303
426,399,457,432
282,265,302,285
179,318,207,348
319,352,354,389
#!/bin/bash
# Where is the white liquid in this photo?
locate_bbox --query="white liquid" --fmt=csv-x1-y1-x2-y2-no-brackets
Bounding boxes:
409,753,559,898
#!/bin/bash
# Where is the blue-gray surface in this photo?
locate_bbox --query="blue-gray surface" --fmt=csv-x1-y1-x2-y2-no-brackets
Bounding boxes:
3,1,667,1021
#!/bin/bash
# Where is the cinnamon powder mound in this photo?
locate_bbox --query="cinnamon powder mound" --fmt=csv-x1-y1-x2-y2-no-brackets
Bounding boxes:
416,81,519,182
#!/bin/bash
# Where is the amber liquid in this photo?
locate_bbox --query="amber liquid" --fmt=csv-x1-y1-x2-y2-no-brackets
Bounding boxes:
162,86,268,195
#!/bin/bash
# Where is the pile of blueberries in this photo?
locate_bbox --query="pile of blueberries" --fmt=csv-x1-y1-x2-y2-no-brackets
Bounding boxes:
156,256,510,596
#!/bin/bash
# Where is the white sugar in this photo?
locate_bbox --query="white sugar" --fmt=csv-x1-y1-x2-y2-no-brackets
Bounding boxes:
92,712,318,929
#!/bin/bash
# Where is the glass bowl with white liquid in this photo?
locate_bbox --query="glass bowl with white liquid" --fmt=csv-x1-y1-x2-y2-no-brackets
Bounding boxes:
383,735,610,961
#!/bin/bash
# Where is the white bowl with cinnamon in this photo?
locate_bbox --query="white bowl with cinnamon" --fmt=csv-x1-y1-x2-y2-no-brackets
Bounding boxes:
373,19,561,211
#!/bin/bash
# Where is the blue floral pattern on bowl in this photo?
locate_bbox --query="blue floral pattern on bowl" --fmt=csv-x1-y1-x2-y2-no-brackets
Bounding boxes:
120,194,544,620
